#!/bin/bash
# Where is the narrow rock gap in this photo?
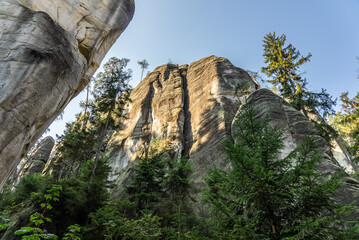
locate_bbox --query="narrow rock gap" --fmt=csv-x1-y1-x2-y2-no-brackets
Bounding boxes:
181,68,193,157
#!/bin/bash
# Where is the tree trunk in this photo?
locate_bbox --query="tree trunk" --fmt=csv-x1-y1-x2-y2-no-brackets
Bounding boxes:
140,67,144,81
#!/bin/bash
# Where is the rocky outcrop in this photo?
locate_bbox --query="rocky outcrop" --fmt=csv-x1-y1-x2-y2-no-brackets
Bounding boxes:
17,55,358,219
106,56,259,197
0,0,135,189
11,136,55,187
104,56,358,216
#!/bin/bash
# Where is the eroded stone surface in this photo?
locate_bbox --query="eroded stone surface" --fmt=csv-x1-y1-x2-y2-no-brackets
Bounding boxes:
107,56,258,197
105,56,358,217
0,0,134,189
11,136,54,187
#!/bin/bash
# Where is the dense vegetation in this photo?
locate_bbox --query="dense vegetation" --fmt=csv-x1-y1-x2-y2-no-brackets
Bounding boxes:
330,92,359,162
203,105,359,239
0,34,358,239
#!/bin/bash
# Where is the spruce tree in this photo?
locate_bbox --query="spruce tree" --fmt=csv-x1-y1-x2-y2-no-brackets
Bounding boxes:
203,104,359,239
126,154,166,213
262,33,335,118
56,123,97,175
89,57,132,181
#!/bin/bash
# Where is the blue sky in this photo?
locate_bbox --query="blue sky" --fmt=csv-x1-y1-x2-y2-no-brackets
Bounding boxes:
47,0,359,139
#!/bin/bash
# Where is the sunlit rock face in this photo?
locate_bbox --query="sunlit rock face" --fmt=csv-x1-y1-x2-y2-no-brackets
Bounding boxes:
106,55,259,197
106,56,358,217
0,0,135,189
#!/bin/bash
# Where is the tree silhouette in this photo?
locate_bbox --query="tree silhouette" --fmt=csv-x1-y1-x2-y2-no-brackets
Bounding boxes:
137,59,149,81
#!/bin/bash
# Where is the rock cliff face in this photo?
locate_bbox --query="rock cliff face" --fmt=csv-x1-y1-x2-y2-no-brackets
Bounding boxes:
0,0,135,189
106,56,260,196
14,55,357,218
104,56,358,214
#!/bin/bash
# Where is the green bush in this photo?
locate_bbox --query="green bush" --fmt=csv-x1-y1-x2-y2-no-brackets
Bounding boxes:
14,174,51,205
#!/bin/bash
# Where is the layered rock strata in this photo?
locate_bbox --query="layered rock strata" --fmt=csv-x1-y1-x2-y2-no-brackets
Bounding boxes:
0,0,135,189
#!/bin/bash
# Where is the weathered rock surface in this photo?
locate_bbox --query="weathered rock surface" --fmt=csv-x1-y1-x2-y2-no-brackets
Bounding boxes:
11,136,55,187
104,56,358,217
0,0,135,189
106,55,259,197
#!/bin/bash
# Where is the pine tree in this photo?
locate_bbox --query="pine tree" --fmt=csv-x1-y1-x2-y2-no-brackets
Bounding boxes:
89,57,132,181
262,33,335,118
203,104,359,239
56,123,97,175
137,59,149,81
126,154,166,214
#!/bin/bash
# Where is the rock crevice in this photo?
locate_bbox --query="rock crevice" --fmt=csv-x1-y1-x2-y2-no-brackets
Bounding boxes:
107,56,258,197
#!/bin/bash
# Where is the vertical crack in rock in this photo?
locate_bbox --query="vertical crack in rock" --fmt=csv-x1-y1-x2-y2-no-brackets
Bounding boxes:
142,80,155,153
25,56,359,219
180,65,193,157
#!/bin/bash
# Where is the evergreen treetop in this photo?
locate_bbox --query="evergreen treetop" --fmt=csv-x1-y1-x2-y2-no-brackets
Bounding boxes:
203,103,359,239
262,32,335,118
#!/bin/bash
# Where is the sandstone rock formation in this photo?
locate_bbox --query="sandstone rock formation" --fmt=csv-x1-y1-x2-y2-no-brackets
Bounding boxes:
103,56,358,216
106,56,259,197
11,136,55,187
0,0,135,189
23,56,358,219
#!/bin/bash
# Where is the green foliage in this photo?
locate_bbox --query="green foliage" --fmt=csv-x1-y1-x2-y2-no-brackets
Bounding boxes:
203,104,358,239
262,32,335,118
49,158,111,230
10,159,110,239
89,206,162,240
126,154,166,213
0,185,15,212
14,212,57,240
41,185,62,211
15,184,63,240
88,57,132,182
0,215,11,231
138,59,150,81
56,123,98,172
83,153,197,240
62,224,81,240
329,92,359,161
14,174,52,205
116,213,162,240
89,57,132,130
165,157,192,200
